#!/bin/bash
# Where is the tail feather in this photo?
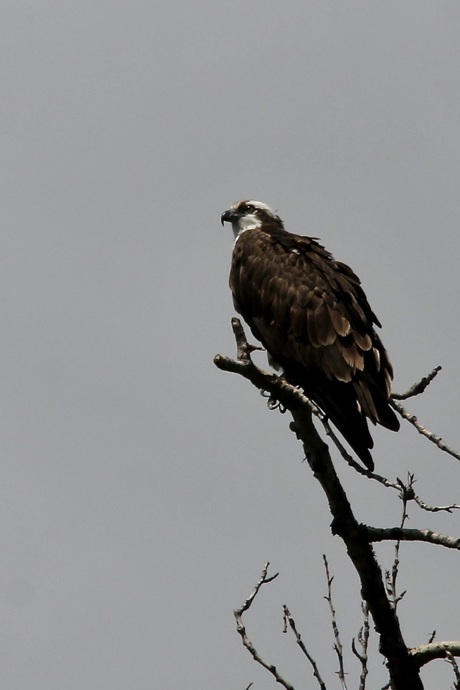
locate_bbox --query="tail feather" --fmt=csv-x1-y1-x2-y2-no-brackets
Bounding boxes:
354,379,400,432
284,369,397,471
311,382,376,470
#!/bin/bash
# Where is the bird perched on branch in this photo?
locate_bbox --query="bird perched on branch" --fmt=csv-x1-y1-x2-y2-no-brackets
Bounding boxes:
221,199,399,470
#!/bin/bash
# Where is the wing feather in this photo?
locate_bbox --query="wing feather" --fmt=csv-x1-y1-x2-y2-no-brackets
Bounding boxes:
315,302,337,346
326,302,351,337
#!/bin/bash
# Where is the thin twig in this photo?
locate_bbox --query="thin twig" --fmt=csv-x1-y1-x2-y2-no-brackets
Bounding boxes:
446,650,460,690
384,482,410,612
282,605,327,690
412,495,460,513
233,564,295,690
323,556,348,689
394,474,460,513
235,562,279,616
392,366,442,400
351,602,370,690
390,398,460,461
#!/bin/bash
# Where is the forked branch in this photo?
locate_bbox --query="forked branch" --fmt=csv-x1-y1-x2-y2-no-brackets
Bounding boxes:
233,564,295,690
390,368,460,461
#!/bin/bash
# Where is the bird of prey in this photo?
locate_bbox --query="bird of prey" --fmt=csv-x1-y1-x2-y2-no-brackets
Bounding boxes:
221,199,399,470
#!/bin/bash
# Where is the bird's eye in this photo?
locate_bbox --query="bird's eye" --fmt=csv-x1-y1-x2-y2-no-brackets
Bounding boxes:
245,204,255,214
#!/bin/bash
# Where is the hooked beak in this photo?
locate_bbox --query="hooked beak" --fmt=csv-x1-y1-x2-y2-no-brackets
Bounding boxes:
221,209,240,226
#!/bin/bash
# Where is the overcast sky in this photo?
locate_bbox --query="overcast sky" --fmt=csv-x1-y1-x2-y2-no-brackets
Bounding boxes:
1,1,460,688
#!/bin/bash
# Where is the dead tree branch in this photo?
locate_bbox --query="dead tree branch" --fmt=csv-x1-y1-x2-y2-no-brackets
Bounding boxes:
282,605,327,690
385,484,411,612
390,398,460,461
323,555,348,688
233,564,295,689
409,641,460,667
392,367,442,400
367,527,460,550
215,319,424,690
412,496,460,513
352,603,370,690
446,650,460,690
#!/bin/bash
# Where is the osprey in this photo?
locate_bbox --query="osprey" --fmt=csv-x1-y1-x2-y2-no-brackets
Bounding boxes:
221,199,399,470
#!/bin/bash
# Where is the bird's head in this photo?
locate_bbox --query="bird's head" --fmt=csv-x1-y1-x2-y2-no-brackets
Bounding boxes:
221,200,283,238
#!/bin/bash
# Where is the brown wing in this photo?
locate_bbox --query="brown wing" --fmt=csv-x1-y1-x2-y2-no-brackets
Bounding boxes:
230,227,399,469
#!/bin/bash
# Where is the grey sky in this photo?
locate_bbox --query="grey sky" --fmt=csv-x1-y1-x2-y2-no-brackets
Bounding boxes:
0,1,459,688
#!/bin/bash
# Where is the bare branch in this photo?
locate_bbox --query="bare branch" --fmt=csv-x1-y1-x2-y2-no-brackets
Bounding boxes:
233,564,294,690
385,483,411,612
394,474,460,513
352,603,370,690
446,650,460,690
390,398,460,461
235,562,279,616
360,469,460,515
323,556,348,689
282,605,327,690
412,495,460,513
368,527,460,550
392,366,442,400
410,641,460,667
